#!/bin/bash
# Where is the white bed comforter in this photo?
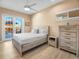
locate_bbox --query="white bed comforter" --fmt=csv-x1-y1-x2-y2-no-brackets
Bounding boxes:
13,33,47,45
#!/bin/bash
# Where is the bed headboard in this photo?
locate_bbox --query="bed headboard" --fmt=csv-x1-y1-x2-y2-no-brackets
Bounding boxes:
32,26,50,34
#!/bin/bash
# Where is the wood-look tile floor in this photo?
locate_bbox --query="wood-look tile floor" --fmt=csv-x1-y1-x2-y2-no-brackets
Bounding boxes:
0,41,78,59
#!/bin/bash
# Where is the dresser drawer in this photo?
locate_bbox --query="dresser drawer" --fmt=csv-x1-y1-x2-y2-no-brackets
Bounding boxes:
60,37,77,43
60,41,77,50
60,45,76,53
60,27,77,32
61,32,77,38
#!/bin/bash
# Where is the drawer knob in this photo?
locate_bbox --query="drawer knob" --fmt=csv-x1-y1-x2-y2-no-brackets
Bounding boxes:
65,38,70,39
65,34,70,35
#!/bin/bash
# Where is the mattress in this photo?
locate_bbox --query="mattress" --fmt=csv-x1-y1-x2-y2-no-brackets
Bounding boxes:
13,33,47,45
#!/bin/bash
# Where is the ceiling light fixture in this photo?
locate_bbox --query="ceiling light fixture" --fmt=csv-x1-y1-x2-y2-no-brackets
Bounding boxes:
24,0,37,12
24,7,31,11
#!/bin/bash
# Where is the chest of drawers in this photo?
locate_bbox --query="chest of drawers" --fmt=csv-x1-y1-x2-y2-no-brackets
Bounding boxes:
59,25,79,56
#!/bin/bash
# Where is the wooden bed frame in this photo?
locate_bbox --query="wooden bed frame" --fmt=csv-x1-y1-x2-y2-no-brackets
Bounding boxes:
12,37,47,56
12,26,49,56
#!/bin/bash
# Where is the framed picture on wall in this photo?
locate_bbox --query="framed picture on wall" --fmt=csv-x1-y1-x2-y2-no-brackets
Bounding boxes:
25,22,30,26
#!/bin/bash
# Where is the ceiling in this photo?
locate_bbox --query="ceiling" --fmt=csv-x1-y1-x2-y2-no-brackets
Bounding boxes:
0,0,64,15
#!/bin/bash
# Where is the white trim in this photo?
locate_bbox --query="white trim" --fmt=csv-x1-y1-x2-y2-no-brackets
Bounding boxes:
56,8,79,14
2,15,5,41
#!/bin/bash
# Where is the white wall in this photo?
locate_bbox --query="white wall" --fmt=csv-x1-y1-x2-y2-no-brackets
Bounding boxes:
32,0,79,37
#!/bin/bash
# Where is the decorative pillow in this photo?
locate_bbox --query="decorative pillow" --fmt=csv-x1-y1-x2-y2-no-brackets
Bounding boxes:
31,29,37,33
39,28,48,34
37,29,39,34
31,28,39,34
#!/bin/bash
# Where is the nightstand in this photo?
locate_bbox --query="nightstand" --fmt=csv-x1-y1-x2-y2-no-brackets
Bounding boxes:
48,36,57,48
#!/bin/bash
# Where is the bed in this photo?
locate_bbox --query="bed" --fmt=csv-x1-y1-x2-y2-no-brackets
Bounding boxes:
12,26,49,56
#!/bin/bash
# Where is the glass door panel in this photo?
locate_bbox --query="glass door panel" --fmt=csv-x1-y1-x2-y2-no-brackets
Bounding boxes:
4,16,13,40
14,17,24,34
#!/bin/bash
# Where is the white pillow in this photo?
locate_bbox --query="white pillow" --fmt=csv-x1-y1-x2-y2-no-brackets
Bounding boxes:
39,29,48,34
31,29,37,33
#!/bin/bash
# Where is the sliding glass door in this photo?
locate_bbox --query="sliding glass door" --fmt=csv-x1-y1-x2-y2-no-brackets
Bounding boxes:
2,15,24,41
